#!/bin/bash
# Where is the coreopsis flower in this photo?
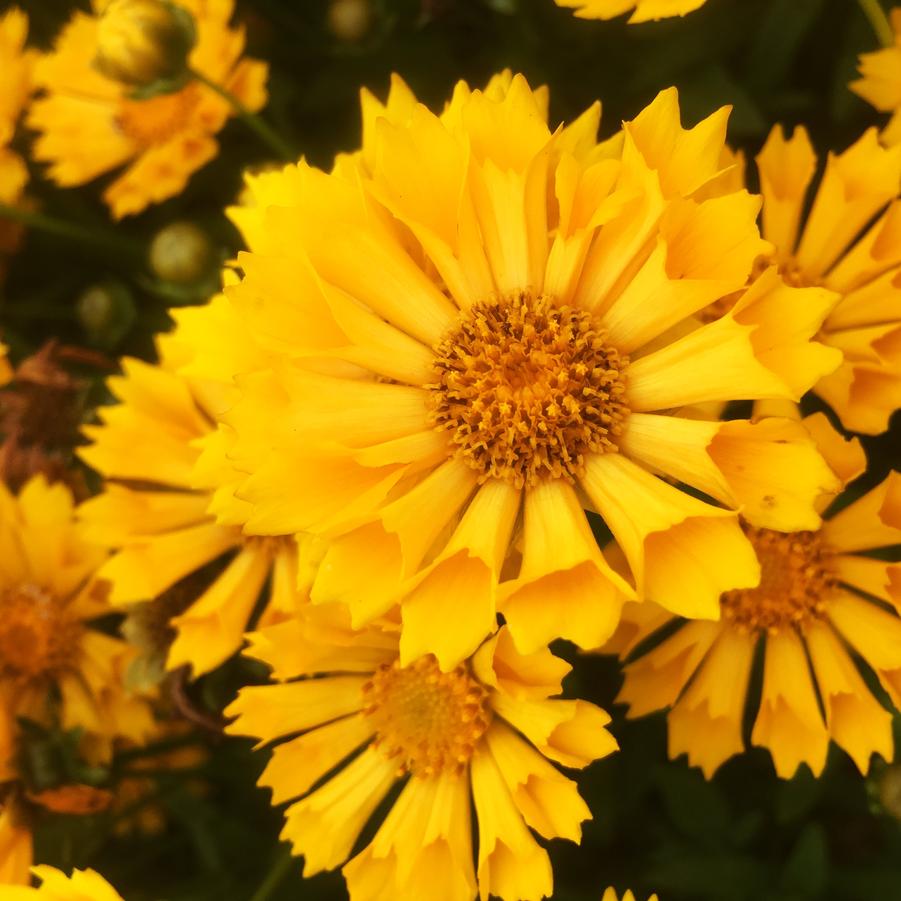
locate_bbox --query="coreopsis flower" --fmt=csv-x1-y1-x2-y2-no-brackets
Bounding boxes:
734,125,901,434
79,295,303,677
0,475,154,781
0,7,36,273
554,0,706,23
27,0,268,219
614,423,901,779
852,9,901,145
227,603,616,900
224,74,841,671
2,865,124,898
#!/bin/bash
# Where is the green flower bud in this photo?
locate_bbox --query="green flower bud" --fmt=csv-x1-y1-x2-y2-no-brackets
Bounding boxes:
148,221,214,284
327,0,373,42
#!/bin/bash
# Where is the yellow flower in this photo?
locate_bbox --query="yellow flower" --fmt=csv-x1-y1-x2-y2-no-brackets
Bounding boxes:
223,73,841,671
0,7,36,271
1,865,123,898
554,0,707,23
852,9,901,145
0,801,32,886
27,0,268,219
79,294,304,676
742,125,901,434
94,0,195,88
615,419,901,778
0,475,154,776
226,604,616,901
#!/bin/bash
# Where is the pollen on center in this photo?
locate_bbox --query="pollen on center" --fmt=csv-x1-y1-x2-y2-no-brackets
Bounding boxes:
720,527,836,634
428,290,630,489
362,656,492,777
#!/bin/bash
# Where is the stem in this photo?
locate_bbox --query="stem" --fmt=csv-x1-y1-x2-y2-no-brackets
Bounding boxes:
249,847,294,901
189,68,295,161
0,204,144,262
858,0,894,47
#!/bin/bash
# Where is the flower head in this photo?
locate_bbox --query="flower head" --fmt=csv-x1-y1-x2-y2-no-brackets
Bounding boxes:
227,604,616,901
726,125,901,434
852,9,901,145
0,475,155,778
94,0,195,89
79,294,303,676
27,0,268,218
223,74,841,671
615,419,901,778
554,0,707,23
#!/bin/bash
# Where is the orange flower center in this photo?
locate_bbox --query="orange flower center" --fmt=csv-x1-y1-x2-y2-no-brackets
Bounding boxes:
0,584,82,682
720,527,836,634
428,291,630,488
362,656,492,777
116,82,201,146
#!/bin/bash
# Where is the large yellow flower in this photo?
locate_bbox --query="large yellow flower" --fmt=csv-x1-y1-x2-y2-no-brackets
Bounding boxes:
614,422,901,779
227,603,615,901
852,9,901,145
79,295,303,676
223,74,841,670
554,0,707,23
27,0,267,219
739,125,901,434
0,475,154,778
1,865,123,898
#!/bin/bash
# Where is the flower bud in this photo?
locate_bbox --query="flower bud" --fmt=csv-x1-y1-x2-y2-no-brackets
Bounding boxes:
327,0,373,42
76,281,136,349
878,764,901,820
94,0,195,89
148,220,214,284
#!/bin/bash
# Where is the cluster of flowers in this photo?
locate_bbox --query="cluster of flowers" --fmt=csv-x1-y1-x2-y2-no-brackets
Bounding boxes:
1,0,901,899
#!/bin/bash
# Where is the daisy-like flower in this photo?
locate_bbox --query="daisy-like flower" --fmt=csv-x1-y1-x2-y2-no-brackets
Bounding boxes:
223,73,841,670
554,0,707,23
733,125,901,434
2,865,123,898
0,7,36,273
614,418,901,779
79,294,303,677
0,475,154,779
852,9,901,146
27,0,268,219
226,603,616,900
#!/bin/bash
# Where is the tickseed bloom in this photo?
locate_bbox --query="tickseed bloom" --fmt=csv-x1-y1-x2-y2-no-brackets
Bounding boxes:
27,0,268,219
615,423,901,779
0,7,36,273
0,475,154,777
224,73,841,670
852,9,901,146
554,0,707,23
79,295,303,677
227,604,616,901
733,125,901,434
1,865,124,898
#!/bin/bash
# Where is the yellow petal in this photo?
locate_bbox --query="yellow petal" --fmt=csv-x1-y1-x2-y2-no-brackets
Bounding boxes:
471,627,570,701
500,480,631,654
751,630,829,778
822,471,901,552
580,454,759,619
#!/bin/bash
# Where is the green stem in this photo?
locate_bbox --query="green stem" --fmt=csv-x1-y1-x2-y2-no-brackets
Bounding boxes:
858,0,894,47
249,846,294,901
189,67,295,161
0,204,144,262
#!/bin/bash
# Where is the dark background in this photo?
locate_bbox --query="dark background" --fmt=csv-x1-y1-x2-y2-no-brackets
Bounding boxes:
5,0,901,898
